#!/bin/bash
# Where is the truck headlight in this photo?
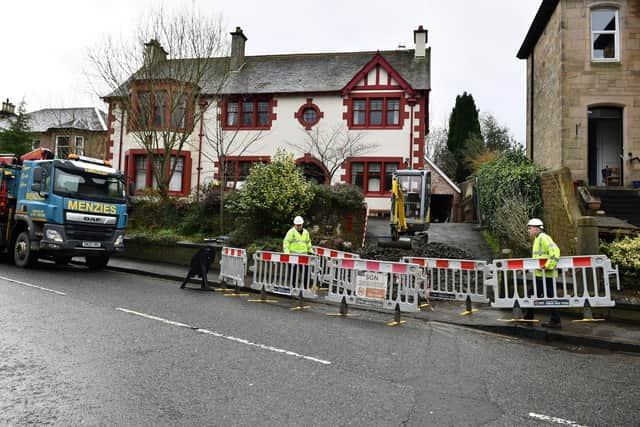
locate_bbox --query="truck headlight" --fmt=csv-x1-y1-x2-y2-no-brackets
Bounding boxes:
114,235,124,247
45,229,64,243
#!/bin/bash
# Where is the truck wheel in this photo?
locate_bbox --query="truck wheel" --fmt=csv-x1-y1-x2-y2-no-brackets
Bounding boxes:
14,231,36,268
85,255,109,270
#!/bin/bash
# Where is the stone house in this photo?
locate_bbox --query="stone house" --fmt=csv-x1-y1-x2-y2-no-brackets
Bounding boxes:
105,26,432,213
518,0,640,187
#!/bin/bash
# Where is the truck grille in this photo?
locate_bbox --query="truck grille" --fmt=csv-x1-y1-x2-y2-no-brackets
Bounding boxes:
65,223,115,241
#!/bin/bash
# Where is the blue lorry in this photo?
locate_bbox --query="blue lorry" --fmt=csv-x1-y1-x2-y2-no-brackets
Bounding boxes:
0,148,128,269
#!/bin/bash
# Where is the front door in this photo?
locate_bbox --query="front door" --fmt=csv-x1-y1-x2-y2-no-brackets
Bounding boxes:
588,107,623,186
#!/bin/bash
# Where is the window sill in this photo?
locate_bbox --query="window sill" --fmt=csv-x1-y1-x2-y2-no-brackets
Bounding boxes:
348,125,403,130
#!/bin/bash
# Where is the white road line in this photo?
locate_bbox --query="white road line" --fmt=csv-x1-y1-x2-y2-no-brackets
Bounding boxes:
0,275,66,296
528,412,588,427
116,307,332,365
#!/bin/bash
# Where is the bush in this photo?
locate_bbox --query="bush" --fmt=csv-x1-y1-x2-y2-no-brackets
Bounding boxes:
601,237,640,290
476,150,544,249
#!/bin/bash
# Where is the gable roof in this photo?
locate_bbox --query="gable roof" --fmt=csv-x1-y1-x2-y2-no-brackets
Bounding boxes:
108,48,430,98
27,108,108,133
341,52,417,96
517,0,560,59
424,156,461,193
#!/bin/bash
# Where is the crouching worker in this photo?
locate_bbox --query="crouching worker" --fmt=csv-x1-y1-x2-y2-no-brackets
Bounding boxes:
283,216,313,287
180,246,215,290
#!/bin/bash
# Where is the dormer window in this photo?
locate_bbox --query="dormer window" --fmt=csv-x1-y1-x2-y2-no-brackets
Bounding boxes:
591,8,619,62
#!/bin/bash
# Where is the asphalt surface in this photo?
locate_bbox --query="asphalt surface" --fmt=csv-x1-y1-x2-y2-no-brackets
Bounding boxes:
1,259,640,426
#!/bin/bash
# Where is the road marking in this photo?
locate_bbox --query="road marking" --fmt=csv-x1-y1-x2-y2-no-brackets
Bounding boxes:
528,412,588,427
116,307,332,365
0,275,66,296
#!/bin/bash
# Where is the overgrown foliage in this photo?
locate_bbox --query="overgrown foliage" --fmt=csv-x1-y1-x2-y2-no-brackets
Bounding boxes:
601,237,640,290
225,150,313,240
476,150,544,251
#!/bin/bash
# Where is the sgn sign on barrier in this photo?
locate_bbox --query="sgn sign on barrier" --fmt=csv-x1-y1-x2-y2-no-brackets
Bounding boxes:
312,246,360,287
487,255,620,309
219,247,248,287
402,257,490,303
326,258,421,313
250,251,319,299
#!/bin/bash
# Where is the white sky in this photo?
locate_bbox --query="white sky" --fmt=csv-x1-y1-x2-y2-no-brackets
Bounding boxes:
1,0,541,143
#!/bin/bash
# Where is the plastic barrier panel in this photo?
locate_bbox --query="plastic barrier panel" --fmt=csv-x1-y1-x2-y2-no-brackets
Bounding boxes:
326,258,421,313
251,251,319,299
488,255,620,309
402,257,490,303
219,247,248,287
312,246,360,287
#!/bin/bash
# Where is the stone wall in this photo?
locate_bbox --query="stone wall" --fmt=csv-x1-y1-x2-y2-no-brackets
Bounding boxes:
540,167,582,255
528,2,563,169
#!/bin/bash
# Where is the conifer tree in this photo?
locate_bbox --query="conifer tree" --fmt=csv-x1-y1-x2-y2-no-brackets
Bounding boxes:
0,101,32,156
447,92,481,182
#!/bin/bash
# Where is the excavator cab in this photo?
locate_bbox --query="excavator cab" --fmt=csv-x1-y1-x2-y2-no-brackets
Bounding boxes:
389,169,431,244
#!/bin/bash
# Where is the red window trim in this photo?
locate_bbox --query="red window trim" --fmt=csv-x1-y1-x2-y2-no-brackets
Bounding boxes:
343,93,407,130
214,155,271,184
294,98,324,130
124,148,192,197
128,80,196,133
344,157,405,197
221,96,275,130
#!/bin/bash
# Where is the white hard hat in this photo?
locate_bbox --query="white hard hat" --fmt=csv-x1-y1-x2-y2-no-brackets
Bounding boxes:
527,218,544,228
293,216,304,225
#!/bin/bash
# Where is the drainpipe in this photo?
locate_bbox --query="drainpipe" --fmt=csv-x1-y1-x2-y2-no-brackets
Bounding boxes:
408,99,416,169
530,49,535,162
196,100,207,201
118,107,125,170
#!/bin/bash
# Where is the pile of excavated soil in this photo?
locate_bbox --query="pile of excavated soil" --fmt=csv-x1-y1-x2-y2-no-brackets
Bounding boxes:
358,238,471,262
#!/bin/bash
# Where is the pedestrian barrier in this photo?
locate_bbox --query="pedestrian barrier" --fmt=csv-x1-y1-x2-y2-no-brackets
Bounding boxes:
401,257,490,303
312,246,360,288
488,255,620,310
250,251,319,299
326,258,421,313
219,247,248,288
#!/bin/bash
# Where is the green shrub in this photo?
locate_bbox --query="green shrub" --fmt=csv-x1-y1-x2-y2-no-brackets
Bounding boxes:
601,237,640,290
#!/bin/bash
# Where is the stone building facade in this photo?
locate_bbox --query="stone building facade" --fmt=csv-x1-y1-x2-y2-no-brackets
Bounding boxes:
518,0,640,187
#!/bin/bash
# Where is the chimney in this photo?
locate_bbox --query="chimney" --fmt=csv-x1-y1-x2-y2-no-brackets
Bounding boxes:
414,25,427,58
143,39,168,67
0,99,16,118
230,27,247,71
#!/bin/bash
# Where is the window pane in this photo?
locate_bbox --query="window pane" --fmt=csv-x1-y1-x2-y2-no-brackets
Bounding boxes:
239,161,252,180
351,162,364,188
135,156,147,190
592,9,616,31
302,108,317,124
386,99,400,125
56,136,70,159
151,156,161,189
153,91,167,127
171,93,187,128
370,99,383,125
353,100,366,125
384,162,398,191
169,156,184,192
257,102,269,126
367,162,381,192
242,102,254,126
75,136,85,156
593,34,616,59
138,91,151,127
227,102,238,126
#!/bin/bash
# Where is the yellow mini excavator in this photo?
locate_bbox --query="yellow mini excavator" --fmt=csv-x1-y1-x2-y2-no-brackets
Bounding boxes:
386,169,431,249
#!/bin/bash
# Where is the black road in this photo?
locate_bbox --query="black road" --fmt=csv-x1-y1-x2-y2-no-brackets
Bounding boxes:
1,261,638,426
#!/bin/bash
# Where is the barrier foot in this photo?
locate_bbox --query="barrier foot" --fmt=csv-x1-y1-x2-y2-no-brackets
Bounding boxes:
512,300,522,319
498,300,539,323
387,303,406,327
572,299,605,322
223,280,249,297
327,296,359,317
460,295,478,316
247,285,279,303
290,291,310,311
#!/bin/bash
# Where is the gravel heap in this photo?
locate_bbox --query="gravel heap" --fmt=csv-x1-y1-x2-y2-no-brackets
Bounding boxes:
358,234,471,261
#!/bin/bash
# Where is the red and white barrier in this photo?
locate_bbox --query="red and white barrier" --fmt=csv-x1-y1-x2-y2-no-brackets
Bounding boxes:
250,251,319,298
488,255,620,309
326,258,421,313
219,247,248,287
402,257,489,303
312,246,360,287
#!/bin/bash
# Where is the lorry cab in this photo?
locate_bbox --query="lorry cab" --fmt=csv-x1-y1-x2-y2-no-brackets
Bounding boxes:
11,154,128,268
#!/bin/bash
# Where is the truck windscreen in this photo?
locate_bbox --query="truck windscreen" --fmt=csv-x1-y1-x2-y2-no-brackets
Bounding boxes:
53,166,126,203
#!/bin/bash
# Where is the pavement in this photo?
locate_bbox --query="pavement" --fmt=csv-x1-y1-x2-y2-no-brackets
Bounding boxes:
106,256,640,354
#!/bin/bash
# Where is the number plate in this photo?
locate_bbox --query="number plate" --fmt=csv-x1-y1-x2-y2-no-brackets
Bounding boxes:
82,241,101,248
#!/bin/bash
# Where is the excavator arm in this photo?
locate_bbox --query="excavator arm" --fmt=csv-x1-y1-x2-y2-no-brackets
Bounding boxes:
390,178,407,241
